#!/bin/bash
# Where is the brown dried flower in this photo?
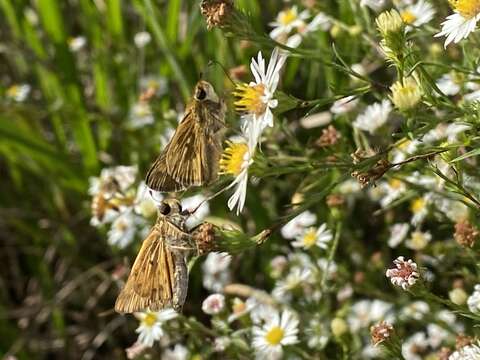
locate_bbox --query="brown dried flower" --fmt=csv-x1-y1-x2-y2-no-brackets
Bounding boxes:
316,125,341,147
454,220,478,248
192,222,218,255
456,334,475,349
200,0,234,29
437,347,453,360
229,65,248,80
326,194,344,207
370,321,394,346
317,125,341,147
351,158,391,187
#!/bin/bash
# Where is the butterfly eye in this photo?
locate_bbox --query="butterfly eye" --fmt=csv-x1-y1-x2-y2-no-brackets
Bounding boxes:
159,202,171,215
195,87,207,100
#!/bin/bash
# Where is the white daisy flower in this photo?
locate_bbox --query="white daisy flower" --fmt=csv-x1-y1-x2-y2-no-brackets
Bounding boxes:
162,344,189,360
410,196,429,226
228,297,257,322
89,165,138,196
202,293,226,315
399,0,435,28
252,309,299,360
388,222,410,248
128,101,155,129
426,323,449,349
202,252,232,292
68,36,86,52
347,299,393,332
281,211,317,239
400,300,430,320
435,1,480,48
360,0,386,12
436,73,461,96
134,309,177,347
107,210,143,248
386,256,420,290
467,284,480,313
284,12,331,48
269,6,310,40
219,136,256,215
405,230,431,251
290,224,333,250
379,178,407,207
353,99,392,134
272,267,312,300
402,332,428,360
235,48,287,144
134,181,158,219
6,84,31,102
449,341,480,360
134,31,152,48
181,194,210,228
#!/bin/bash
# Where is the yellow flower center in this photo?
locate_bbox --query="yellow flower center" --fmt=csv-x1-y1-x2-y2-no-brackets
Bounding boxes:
265,326,285,345
389,179,403,190
410,198,425,214
142,312,157,327
410,231,428,249
279,8,297,26
401,10,417,24
219,141,249,176
232,300,246,314
450,0,480,19
234,83,266,116
302,228,317,248
6,85,19,97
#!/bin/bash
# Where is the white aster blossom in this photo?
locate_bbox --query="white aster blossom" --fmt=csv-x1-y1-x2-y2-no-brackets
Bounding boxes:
6,84,31,102
388,223,409,248
202,293,226,315
435,2,480,48
353,99,392,134
449,341,480,360
252,309,299,360
467,284,480,313
134,31,152,48
281,211,317,239
107,210,143,248
181,194,210,228
399,0,435,28
235,48,287,144
202,252,232,292
134,309,177,347
290,223,333,250
386,256,420,290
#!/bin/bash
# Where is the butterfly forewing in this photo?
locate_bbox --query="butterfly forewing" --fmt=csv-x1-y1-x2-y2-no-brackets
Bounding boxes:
145,149,185,192
114,218,189,313
145,80,225,192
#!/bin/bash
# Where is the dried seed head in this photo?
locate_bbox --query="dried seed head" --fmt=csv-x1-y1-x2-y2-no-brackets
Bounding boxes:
316,125,341,147
370,321,394,346
351,158,391,187
436,347,453,360
193,222,218,255
456,335,475,349
200,0,234,29
454,220,478,248
326,194,345,208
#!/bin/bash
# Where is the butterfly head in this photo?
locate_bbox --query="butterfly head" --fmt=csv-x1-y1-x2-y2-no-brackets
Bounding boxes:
158,199,183,217
194,80,219,103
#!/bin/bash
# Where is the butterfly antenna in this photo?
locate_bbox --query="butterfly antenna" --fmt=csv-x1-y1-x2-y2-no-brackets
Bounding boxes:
207,60,236,87
188,182,236,215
